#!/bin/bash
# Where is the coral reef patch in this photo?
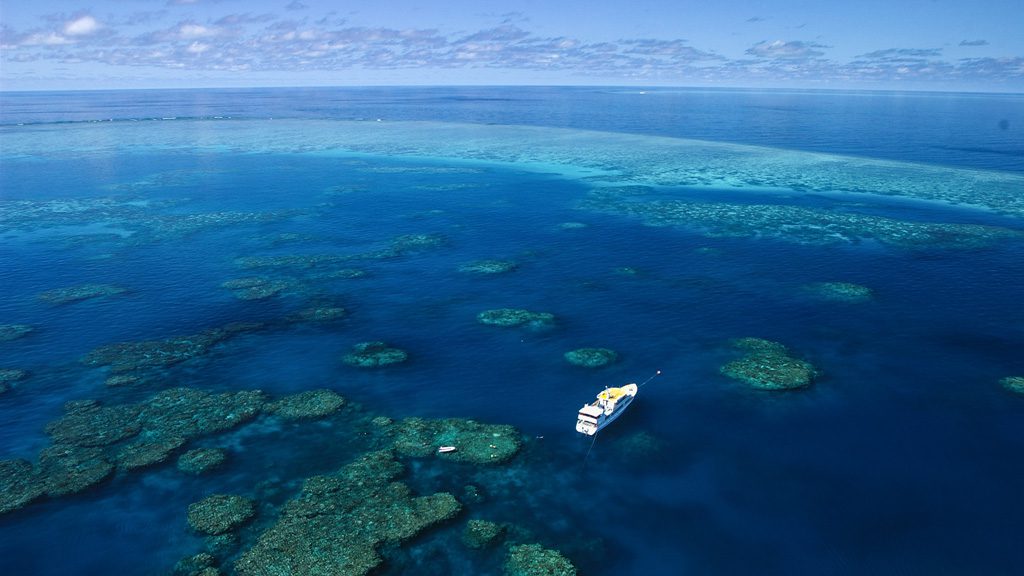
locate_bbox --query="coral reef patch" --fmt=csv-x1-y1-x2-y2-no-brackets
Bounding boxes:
82,322,263,374
1000,376,1024,395
564,348,618,368
172,552,220,576
721,337,819,390
265,389,346,421
0,387,265,515
342,341,408,368
805,281,874,303
188,494,256,535
0,324,33,342
234,450,461,576
462,519,505,549
287,302,347,323
505,543,578,576
178,448,228,475
477,308,555,329
0,369,28,394
389,417,521,464
0,460,43,514
38,283,126,305
221,277,293,300
115,434,188,471
459,260,518,274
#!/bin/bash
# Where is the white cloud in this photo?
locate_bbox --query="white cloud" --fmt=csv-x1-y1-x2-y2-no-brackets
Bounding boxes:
747,40,827,60
23,31,72,46
179,23,217,38
64,15,101,36
1,15,1020,89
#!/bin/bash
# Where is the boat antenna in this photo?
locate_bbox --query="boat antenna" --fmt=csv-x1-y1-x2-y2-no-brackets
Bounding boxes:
638,370,662,388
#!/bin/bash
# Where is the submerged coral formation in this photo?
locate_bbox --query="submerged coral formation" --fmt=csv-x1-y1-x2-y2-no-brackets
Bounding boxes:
0,460,43,514
390,417,521,464
610,431,666,461
721,337,819,390
44,400,143,447
36,444,116,497
105,374,143,387
236,254,352,270
0,387,265,515
38,283,126,305
115,434,187,471
459,260,518,274
312,268,367,280
234,450,461,576
564,348,618,368
1000,376,1024,395
477,308,555,329
806,281,874,303
221,277,293,300
172,552,219,576
187,494,256,535
265,389,346,421
177,448,228,475
391,233,447,252
0,369,28,394
234,232,446,280
82,322,262,373
288,304,347,323
342,341,409,367
139,388,266,438
0,324,33,342
462,519,505,549
505,543,577,576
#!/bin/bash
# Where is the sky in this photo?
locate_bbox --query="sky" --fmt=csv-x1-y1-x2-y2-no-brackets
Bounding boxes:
1,0,1022,92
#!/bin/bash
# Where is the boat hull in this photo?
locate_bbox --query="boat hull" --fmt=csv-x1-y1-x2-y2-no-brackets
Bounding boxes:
575,383,637,435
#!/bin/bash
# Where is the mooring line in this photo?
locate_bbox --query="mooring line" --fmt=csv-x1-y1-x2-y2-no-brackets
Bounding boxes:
638,369,662,388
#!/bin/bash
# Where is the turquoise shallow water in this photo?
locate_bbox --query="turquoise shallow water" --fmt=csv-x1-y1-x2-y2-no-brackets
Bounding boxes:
1,87,1024,575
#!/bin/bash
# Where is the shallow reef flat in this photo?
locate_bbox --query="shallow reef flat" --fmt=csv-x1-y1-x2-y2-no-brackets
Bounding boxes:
5,120,1023,217
0,195,295,245
581,190,1022,248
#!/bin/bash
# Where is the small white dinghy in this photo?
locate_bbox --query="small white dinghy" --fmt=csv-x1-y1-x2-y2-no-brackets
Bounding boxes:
437,446,457,453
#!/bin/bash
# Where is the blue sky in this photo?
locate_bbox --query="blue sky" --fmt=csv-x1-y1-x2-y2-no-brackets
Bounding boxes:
1,0,1022,91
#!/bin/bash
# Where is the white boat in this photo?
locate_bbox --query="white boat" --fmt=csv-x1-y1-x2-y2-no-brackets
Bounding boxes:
575,383,638,435
437,446,457,453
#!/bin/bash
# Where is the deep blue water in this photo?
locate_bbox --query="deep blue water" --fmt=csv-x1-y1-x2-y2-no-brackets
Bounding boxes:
1,87,1024,575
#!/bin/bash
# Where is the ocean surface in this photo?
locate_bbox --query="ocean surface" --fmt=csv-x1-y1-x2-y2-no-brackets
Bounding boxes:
1,86,1023,575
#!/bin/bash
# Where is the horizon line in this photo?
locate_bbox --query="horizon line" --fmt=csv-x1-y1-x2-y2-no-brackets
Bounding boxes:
2,83,1022,97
